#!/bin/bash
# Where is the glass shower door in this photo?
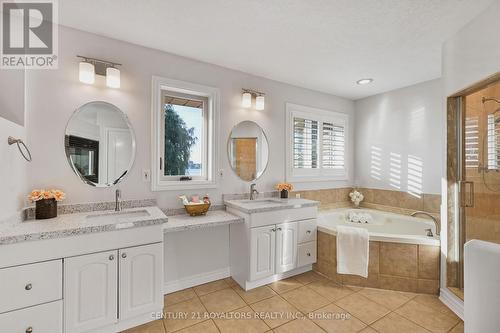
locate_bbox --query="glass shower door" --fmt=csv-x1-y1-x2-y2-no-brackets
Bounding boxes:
456,83,500,298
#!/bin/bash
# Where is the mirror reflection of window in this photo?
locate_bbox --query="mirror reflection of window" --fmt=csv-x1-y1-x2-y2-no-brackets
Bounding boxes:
228,121,269,182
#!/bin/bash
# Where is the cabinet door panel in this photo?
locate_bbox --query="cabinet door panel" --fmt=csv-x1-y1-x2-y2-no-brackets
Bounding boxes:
119,243,163,320
250,226,276,281
276,222,298,274
64,250,118,333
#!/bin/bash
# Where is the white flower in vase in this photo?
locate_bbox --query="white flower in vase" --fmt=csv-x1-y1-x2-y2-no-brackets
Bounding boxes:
349,190,364,208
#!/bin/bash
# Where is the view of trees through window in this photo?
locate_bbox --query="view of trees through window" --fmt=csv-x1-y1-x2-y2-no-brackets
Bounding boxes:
163,103,203,176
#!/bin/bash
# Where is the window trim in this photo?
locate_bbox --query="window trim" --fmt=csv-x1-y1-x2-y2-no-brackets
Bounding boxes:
151,76,219,191
285,103,349,182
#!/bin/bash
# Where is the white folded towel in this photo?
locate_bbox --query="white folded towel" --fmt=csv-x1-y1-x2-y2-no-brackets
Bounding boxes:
336,225,369,278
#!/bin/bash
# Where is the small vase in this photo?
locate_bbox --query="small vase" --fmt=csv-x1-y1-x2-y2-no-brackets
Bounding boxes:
36,198,58,219
280,189,289,199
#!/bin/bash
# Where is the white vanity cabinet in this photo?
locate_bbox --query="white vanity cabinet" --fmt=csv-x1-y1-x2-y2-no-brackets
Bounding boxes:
119,243,163,320
275,222,298,274
228,204,318,290
65,250,119,332
64,243,163,333
250,225,276,281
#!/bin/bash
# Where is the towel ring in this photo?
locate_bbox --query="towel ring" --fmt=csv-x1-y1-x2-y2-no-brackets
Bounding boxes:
8,136,32,162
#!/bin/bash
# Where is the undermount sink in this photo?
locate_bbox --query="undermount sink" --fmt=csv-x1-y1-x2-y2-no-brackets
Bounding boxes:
231,199,282,206
86,209,150,223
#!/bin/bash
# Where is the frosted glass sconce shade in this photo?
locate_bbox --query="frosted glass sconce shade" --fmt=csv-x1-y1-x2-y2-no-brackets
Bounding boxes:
79,62,95,84
242,92,252,108
255,95,265,110
106,67,121,88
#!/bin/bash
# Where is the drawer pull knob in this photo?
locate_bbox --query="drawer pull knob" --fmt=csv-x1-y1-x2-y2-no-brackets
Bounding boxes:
307,253,311,257
271,228,276,232
306,230,311,234
121,253,127,259
25,283,32,291
26,327,33,333
109,255,115,261
277,227,282,231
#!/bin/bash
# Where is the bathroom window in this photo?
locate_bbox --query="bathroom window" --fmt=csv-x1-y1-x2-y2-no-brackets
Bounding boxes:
151,76,220,191
286,103,348,182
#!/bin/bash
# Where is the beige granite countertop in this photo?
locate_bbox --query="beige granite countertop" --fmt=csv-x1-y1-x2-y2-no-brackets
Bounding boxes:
163,210,243,232
0,206,167,245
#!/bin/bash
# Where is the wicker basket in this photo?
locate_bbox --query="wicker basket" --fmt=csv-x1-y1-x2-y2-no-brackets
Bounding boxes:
35,198,58,219
184,203,211,216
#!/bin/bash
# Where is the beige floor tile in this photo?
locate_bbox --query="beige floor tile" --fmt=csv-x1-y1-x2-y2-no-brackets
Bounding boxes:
163,298,208,333
281,286,330,314
250,295,302,328
335,293,390,325
175,320,219,333
294,271,329,285
165,288,197,306
449,322,464,333
412,295,458,318
122,319,165,333
268,277,303,294
358,327,378,333
358,287,414,310
395,300,460,333
307,281,355,302
200,288,246,313
371,312,431,333
213,306,269,333
233,285,277,304
193,279,230,296
310,303,367,333
273,318,324,333
224,277,239,287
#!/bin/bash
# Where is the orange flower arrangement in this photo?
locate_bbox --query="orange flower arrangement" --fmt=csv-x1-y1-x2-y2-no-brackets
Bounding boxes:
28,189,66,203
275,182,294,192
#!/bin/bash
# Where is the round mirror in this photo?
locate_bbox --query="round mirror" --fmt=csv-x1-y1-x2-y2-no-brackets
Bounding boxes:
227,121,269,181
65,101,135,187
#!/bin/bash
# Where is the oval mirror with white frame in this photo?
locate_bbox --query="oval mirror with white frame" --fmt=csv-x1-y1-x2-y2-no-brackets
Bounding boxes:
65,101,136,187
228,121,269,182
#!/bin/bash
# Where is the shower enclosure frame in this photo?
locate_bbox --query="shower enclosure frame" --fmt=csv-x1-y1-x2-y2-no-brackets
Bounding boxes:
444,72,500,311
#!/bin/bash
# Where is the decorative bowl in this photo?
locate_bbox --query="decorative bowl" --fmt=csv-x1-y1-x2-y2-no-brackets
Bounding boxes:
184,203,211,216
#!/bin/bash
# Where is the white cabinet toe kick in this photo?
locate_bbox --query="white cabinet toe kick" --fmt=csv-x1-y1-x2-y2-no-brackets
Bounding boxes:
228,205,318,291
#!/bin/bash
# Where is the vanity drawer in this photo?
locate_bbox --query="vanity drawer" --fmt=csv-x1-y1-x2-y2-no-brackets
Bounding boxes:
297,241,317,267
250,207,317,228
298,219,317,243
0,260,62,313
0,300,62,333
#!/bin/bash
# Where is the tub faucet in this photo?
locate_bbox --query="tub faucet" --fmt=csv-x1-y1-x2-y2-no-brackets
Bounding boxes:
249,183,259,200
410,211,439,236
115,189,122,211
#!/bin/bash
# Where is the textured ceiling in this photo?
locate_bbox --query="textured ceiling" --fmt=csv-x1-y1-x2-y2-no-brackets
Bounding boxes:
59,0,495,99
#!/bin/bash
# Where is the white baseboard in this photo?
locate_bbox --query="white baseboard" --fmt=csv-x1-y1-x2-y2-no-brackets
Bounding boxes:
439,287,464,320
244,265,312,290
163,267,230,294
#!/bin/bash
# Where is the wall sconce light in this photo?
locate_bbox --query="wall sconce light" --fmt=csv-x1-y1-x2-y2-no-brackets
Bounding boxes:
77,55,122,88
79,61,95,84
241,89,265,110
106,67,121,89
242,92,252,108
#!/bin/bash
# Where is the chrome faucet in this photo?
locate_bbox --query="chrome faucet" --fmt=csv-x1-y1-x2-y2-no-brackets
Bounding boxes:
249,183,259,200
115,189,122,211
410,211,439,236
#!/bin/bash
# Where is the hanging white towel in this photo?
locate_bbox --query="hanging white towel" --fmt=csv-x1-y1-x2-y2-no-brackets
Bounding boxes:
336,225,369,278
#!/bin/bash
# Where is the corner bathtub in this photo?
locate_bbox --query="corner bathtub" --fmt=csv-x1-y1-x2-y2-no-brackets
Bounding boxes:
318,208,440,246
